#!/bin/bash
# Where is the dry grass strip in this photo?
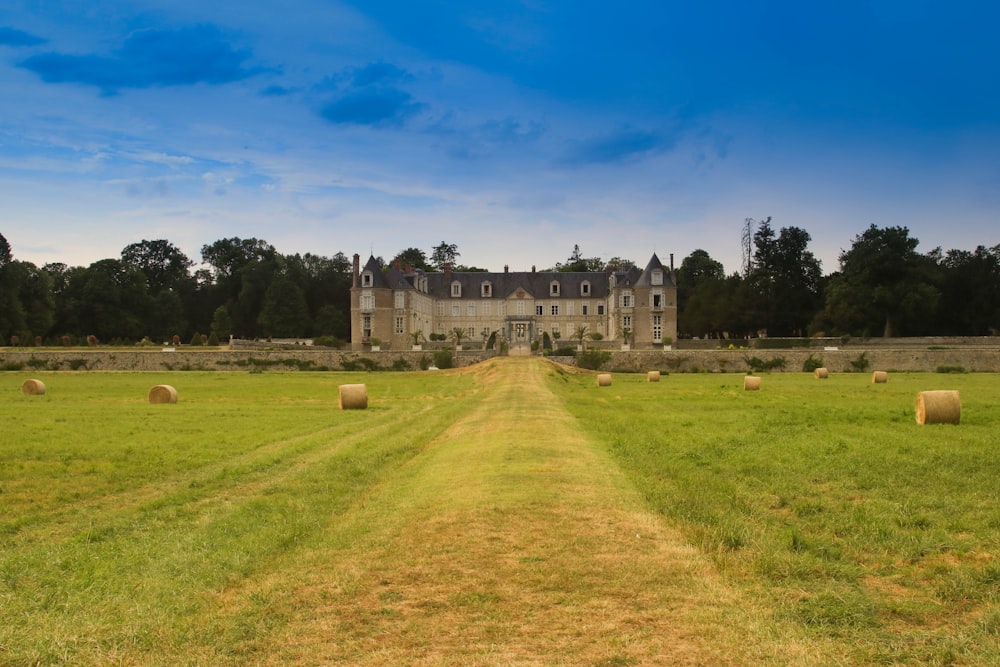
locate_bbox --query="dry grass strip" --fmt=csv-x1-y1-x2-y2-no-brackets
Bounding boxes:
253,358,835,666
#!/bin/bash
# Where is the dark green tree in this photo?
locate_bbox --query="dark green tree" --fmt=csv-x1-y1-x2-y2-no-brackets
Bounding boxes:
816,225,939,337
934,245,1000,335
430,241,460,271
120,239,193,294
747,222,823,336
391,247,432,272
257,276,311,337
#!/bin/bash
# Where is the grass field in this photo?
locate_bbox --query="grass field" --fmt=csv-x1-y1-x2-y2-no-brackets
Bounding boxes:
1,361,998,665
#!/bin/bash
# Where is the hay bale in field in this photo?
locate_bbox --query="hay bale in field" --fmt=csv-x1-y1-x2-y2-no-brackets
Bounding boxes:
647,371,660,382
916,390,960,425
21,379,46,395
872,371,888,384
744,375,761,391
338,383,368,410
814,367,829,379
148,384,178,404
596,373,612,387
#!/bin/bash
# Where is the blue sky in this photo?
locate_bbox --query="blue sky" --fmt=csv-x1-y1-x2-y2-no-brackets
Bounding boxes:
2,1,998,275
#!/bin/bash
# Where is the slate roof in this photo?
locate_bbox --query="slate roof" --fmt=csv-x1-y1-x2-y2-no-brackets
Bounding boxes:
360,254,672,299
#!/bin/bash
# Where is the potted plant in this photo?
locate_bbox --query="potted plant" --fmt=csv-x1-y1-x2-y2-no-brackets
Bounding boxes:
370,337,382,351
409,330,425,350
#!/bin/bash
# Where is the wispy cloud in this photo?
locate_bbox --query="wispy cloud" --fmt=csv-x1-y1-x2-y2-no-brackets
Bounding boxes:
0,26,46,47
17,25,262,94
560,128,671,166
318,62,424,127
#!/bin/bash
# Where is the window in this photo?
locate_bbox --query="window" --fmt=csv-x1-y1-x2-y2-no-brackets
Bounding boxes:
581,281,591,296
597,303,605,315
566,302,575,316
451,303,460,316
550,281,560,296
516,300,525,316
394,292,405,309
652,290,663,309
622,315,632,329
652,269,663,286
551,304,559,316
652,315,662,342
621,291,633,308
536,305,543,316
481,282,492,298
467,304,476,316
361,292,374,312
395,317,404,334
362,316,371,339
451,281,461,297
362,272,373,287
436,301,445,316
582,303,589,316
482,302,490,316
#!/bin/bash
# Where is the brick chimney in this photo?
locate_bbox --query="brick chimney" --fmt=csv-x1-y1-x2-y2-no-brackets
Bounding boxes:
352,253,360,288
444,263,452,280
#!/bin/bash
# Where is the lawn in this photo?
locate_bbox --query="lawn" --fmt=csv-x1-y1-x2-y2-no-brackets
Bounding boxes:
2,362,998,665
556,366,1000,665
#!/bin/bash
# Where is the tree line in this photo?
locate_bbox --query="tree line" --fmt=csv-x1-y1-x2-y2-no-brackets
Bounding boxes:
1,224,999,347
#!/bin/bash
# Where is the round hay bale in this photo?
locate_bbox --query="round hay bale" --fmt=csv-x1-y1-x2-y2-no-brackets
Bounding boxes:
814,367,829,379
339,383,368,410
148,384,178,404
872,371,888,384
744,375,761,391
596,373,612,387
21,379,46,395
647,371,661,382
916,390,960,425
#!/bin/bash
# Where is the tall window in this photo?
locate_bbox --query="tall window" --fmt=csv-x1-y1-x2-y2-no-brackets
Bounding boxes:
582,303,589,316
652,315,662,342
597,303,605,315
621,292,633,308
394,292,405,309
536,305,543,316
451,303,460,316
551,304,559,316
395,317,404,334
652,290,663,309
362,316,371,338
361,292,374,311
467,304,476,316
516,301,525,316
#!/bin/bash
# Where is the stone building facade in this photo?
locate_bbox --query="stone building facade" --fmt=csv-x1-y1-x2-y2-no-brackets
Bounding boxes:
349,253,678,352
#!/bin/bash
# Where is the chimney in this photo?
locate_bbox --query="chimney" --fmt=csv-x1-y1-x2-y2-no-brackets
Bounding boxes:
394,258,401,271
531,265,536,274
504,264,509,274
352,253,360,288
406,263,414,275
444,263,452,280
669,253,674,272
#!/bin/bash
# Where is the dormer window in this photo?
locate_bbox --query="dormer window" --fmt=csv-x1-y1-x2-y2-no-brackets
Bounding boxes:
362,271,373,287
451,281,462,297
652,269,663,286
581,281,591,296
481,281,492,298
550,281,561,297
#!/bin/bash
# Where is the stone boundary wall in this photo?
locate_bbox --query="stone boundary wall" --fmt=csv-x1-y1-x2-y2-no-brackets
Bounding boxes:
2,346,999,373
0,349,493,372
558,348,1000,373
676,336,1000,350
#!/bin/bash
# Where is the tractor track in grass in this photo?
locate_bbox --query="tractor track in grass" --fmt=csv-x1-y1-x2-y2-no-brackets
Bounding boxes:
228,357,835,666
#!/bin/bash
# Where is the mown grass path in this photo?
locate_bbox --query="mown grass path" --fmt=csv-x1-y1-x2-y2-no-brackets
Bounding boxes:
236,358,832,666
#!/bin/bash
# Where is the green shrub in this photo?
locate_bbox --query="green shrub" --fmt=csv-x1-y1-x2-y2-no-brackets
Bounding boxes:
189,332,203,346
849,352,870,372
433,348,454,369
936,365,968,374
391,357,411,371
802,354,824,373
313,335,344,348
744,355,786,372
552,346,577,357
577,349,611,371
